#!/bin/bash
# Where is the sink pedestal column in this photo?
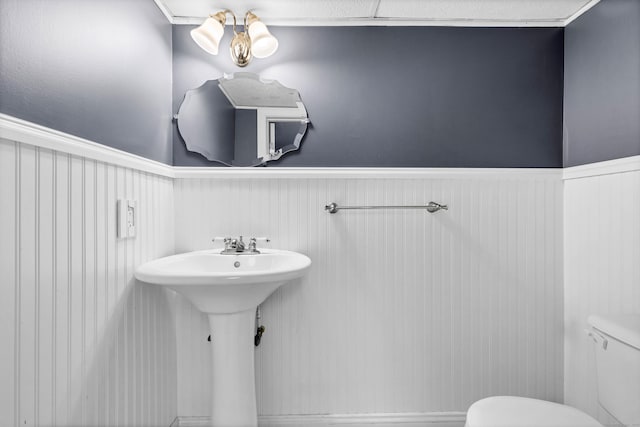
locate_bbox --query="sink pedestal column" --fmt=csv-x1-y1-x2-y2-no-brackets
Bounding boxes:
208,309,258,427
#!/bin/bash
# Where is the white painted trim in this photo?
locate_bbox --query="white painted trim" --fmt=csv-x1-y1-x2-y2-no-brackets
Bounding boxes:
0,114,174,178
152,0,599,28
0,113,602,182
168,0,600,28
563,155,640,180
175,412,466,426
152,0,176,24
172,166,561,180
172,417,210,427
563,0,600,26
261,412,466,425
171,15,566,27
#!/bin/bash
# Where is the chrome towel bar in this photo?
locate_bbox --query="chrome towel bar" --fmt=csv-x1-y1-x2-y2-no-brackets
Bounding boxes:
324,202,448,214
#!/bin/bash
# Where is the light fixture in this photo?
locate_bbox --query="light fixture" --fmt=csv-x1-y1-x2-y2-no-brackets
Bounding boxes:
191,10,278,67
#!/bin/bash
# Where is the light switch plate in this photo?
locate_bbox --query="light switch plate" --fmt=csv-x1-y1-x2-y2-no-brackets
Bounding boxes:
117,199,137,239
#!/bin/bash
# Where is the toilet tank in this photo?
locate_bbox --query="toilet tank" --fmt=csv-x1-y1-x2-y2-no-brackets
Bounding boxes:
588,314,640,426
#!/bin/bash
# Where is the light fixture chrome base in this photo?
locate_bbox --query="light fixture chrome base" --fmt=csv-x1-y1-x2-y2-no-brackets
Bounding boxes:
230,31,252,67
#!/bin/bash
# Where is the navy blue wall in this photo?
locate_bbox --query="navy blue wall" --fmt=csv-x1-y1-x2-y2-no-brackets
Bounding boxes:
564,0,640,166
0,3,566,168
173,26,564,167
0,0,173,164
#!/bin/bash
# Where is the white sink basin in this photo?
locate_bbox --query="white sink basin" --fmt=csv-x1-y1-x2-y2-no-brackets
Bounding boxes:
134,248,311,427
135,248,311,313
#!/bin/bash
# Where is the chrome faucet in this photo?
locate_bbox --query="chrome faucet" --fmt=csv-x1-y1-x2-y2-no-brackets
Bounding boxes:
233,236,246,252
213,236,270,255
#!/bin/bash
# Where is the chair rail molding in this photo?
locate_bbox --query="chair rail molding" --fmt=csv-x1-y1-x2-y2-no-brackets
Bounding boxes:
0,113,174,178
0,114,563,180
563,155,640,180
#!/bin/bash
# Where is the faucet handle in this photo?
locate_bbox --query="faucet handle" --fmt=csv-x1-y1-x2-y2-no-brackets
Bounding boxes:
212,237,233,251
247,237,270,253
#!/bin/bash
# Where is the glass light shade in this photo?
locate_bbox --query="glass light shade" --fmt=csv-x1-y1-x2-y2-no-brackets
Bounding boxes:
248,21,278,58
191,17,224,55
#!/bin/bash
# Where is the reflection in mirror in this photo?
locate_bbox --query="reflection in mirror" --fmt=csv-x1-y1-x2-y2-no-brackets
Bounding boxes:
177,73,309,166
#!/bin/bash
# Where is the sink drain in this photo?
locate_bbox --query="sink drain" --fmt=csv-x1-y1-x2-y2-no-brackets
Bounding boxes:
234,261,241,268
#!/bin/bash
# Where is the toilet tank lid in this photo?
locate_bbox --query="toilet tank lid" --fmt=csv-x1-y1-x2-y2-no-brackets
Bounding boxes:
588,314,640,350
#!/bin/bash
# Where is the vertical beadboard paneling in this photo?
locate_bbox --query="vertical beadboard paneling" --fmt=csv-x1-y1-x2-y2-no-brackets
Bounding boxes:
36,148,54,425
0,139,17,425
19,144,37,426
174,173,563,416
564,168,640,426
0,137,176,427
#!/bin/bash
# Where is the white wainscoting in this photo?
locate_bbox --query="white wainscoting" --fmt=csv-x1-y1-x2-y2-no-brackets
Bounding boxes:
563,158,640,426
1,114,573,426
0,136,176,426
174,172,564,417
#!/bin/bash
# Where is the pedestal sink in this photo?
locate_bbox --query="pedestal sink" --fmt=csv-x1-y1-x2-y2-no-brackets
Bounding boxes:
135,249,311,427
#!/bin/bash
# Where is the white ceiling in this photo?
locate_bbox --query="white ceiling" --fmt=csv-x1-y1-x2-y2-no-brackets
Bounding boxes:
154,0,600,27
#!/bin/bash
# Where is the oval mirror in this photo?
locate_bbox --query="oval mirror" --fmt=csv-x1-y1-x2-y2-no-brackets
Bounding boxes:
177,73,310,166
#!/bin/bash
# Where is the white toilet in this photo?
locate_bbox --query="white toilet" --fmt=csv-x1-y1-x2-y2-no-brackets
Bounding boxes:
466,313,640,427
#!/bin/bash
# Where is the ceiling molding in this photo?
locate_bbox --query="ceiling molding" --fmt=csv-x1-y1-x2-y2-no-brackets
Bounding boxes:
152,0,176,24
170,16,568,27
157,0,600,28
563,0,600,26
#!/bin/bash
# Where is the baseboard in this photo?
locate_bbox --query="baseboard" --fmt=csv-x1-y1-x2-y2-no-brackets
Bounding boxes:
171,416,209,427
173,412,466,427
